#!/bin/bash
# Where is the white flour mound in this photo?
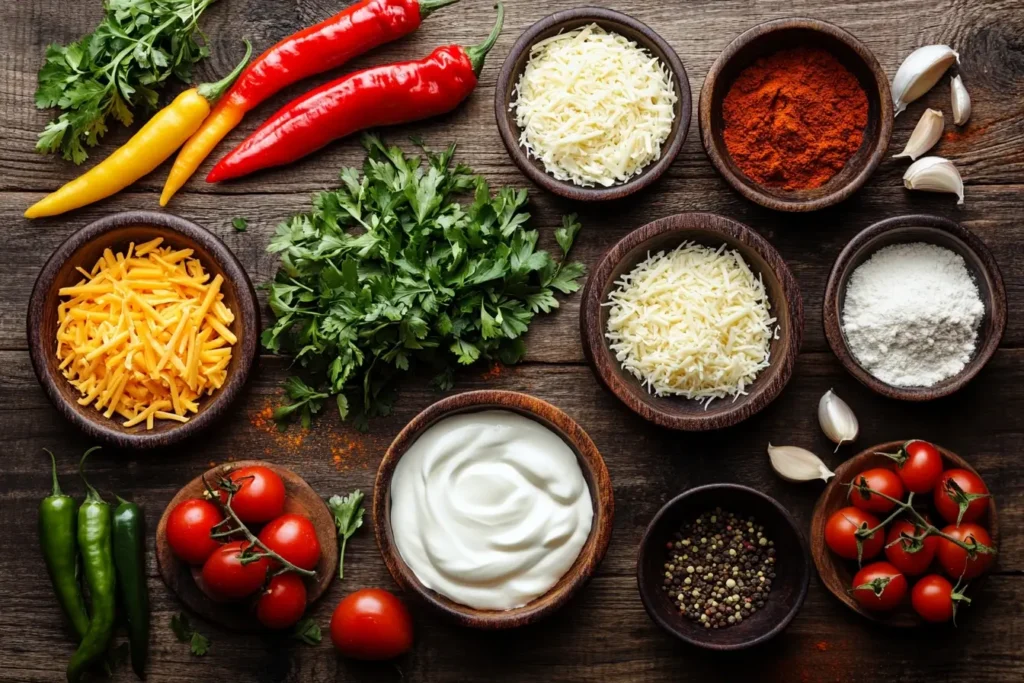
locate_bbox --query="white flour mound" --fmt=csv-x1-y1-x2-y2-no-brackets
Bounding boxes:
841,242,984,387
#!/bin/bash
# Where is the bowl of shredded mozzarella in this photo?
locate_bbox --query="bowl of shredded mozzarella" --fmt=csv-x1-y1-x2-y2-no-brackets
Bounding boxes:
495,8,690,201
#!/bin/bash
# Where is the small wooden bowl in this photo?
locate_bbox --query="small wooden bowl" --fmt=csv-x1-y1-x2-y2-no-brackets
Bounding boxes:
637,484,810,650
27,211,259,449
823,215,1006,401
155,461,338,631
810,441,999,627
373,390,614,629
494,7,691,201
699,18,893,212
580,213,804,430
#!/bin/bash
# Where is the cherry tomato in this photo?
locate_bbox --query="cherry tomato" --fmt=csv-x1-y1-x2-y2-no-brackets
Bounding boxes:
166,498,224,565
258,514,321,571
911,574,963,623
219,466,286,524
894,440,944,494
936,523,995,580
849,468,904,514
934,469,990,525
201,540,269,600
884,519,939,576
824,507,884,560
850,561,907,612
330,588,413,660
257,573,308,629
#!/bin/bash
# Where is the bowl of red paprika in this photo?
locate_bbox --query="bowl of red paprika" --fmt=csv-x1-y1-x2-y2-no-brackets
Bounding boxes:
699,18,893,212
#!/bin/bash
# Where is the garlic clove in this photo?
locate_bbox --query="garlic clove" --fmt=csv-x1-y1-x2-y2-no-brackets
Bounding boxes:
903,156,964,204
893,108,943,160
951,74,971,126
817,389,859,451
767,444,835,483
892,45,960,116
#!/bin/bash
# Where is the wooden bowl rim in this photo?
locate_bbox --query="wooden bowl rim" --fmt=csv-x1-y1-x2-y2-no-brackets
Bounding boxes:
636,483,811,650
372,390,614,629
26,210,260,449
494,6,691,201
154,460,338,631
698,17,894,212
580,212,804,430
810,441,999,627
822,214,1007,401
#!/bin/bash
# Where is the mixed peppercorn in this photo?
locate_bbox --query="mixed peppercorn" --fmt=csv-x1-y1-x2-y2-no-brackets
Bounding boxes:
661,508,776,629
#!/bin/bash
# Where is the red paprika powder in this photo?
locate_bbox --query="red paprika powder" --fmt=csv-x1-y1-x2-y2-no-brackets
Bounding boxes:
722,47,869,190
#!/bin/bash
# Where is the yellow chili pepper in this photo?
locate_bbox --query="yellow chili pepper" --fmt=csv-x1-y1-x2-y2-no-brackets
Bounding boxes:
25,41,252,220
160,101,245,207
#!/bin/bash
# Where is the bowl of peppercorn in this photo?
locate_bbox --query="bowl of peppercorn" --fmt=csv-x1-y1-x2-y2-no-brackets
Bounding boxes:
637,484,810,650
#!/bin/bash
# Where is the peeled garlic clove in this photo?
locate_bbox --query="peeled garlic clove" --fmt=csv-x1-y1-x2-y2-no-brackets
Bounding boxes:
951,75,971,125
892,45,960,116
818,389,859,450
903,156,964,204
893,108,944,160
767,444,835,483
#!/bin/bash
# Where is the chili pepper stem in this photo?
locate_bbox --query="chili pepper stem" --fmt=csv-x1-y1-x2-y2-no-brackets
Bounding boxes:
465,3,504,75
418,0,460,19
45,449,62,495
197,40,253,104
79,446,103,501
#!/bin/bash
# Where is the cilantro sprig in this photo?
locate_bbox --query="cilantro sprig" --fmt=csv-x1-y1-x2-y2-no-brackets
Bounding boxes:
263,135,585,428
171,613,210,656
328,490,365,580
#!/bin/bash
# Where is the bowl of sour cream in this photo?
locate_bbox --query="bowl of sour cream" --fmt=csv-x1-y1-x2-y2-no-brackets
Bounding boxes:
373,390,614,628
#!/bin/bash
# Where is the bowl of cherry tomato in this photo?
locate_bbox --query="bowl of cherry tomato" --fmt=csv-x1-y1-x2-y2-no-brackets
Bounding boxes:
810,440,998,627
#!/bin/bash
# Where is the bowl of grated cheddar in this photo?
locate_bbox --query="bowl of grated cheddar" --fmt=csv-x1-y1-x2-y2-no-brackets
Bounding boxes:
28,211,259,449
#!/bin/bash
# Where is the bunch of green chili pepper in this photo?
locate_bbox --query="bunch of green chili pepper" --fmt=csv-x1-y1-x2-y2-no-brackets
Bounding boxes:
40,448,149,681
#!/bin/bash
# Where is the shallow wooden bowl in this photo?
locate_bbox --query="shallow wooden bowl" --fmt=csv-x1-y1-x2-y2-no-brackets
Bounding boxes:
372,390,614,629
580,213,803,430
637,484,810,650
27,211,259,449
494,7,690,201
810,442,999,627
699,18,893,212
155,460,338,631
823,215,1006,401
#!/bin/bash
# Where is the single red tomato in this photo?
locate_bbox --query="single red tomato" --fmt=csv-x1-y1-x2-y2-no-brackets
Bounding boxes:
894,440,944,494
934,469,990,525
850,561,907,612
166,498,224,565
258,514,321,571
201,540,269,600
257,573,308,629
849,468,905,514
884,519,939,576
936,523,995,580
824,507,884,560
219,466,286,524
911,574,969,623
330,588,413,660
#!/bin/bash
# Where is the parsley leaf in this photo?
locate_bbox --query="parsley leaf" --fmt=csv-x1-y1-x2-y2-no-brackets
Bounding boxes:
273,377,329,430
290,617,322,645
328,490,365,579
171,613,211,656
232,217,248,232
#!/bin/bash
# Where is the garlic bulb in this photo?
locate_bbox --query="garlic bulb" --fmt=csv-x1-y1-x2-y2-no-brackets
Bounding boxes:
767,445,835,483
893,108,943,160
818,389,859,450
903,156,964,204
891,45,959,116
951,75,971,125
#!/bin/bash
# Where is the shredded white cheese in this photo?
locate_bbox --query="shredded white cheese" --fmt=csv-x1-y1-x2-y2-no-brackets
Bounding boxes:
604,242,777,406
511,24,677,188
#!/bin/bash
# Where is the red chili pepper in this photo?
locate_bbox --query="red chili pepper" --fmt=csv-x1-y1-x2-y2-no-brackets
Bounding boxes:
207,4,504,183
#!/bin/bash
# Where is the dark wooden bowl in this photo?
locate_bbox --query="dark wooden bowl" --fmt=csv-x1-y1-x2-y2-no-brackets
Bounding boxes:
698,18,893,212
637,484,810,650
823,215,1006,401
155,460,338,632
494,7,690,201
27,211,259,449
810,441,999,627
372,390,614,629
580,213,803,430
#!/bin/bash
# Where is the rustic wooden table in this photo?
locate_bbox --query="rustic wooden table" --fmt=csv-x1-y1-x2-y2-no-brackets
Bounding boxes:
2,0,1022,681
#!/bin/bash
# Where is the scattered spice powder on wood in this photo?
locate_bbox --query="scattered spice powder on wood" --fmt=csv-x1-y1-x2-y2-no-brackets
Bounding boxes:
481,363,506,381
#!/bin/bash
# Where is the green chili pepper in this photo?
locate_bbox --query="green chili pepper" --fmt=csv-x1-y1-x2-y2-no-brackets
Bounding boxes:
39,450,90,640
113,495,149,680
67,447,115,683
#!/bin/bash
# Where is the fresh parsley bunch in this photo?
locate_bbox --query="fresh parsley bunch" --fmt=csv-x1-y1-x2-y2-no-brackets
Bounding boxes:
264,135,586,429
35,0,218,163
